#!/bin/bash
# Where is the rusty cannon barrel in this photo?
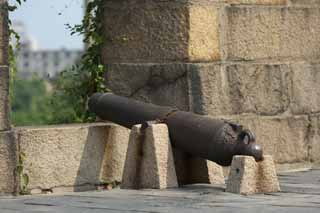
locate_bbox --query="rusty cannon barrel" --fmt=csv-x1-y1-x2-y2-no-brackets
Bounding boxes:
88,93,263,166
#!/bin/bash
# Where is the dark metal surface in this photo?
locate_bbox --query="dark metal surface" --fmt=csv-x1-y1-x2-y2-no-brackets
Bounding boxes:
89,93,263,166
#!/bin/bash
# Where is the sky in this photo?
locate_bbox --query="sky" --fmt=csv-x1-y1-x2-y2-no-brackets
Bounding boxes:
9,0,84,50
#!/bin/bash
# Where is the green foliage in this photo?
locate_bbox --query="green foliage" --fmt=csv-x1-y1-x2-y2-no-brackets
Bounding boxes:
56,0,107,122
9,0,107,125
7,0,26,99
11,76,51,126
11,76,82,126
16,151,29,195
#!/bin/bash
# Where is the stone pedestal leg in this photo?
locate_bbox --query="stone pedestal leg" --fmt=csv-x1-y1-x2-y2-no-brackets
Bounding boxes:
226,155,280,195
121,123,178,189
173,149,225,185
100,125,130,184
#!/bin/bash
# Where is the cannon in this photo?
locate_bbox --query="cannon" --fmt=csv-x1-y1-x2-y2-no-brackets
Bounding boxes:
88,93,263,166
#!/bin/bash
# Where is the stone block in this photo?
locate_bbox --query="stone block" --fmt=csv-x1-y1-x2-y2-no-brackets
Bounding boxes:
224,115,310,164
289,0,320,6
51,185,97,194
0,131,17,194
0,66,9,130
106,62,320,116
190,62,320,116
226,155,280,195
309,114,320,163
0,1,8,65
105,63,190,111
188,157,225,185
105,63,294,116
188,63,291,116
102,0,220,63
226,6,320,61
173,149,225,185
122,124,178,189
226,0,287,4
100,124,131,183
15,123,129,191
289,63,320,114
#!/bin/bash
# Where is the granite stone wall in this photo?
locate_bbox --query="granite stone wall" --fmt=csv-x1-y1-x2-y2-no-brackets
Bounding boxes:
103,0,320,165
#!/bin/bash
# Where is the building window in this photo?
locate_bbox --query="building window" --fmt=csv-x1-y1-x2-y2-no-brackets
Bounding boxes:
42,52,47,58
23,52,29,58
65,51,71,58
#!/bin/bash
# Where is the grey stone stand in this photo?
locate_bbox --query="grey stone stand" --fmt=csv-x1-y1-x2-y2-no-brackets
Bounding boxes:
121,122,225,189
226,155,281,195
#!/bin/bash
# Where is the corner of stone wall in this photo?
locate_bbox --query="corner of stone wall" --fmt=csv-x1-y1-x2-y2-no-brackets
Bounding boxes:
0,131,18,195
0,0,16,195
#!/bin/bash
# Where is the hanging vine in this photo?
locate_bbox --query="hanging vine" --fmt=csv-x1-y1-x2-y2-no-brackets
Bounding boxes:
57,0,107,122
7,0,26,97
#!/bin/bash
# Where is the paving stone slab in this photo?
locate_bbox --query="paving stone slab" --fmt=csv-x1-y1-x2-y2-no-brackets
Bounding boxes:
0,169,320,212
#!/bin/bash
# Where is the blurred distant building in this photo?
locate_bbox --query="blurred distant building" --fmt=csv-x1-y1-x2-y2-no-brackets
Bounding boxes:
13,21,83,79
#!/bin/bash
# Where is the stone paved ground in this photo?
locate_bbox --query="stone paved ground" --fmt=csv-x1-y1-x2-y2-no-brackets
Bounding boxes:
0,169,319,213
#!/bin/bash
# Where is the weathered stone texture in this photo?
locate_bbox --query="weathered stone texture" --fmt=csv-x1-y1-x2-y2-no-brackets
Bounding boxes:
105,63,190,111
226,7,320,61
173,149,225,185
15,123,129,190
188,63,291,116
0,131,17,194
106,62,318,165
101,1,320,168
106,62,320,117
289,0,320,6
188,157,225,185
122,124,178,189
309,114,320,163
289,63,320,114
100,124,130,183
102,0,220,63
0,1,8,65
228,0,286,4
226,155,280,195
0,66,9,131
188,4,220,61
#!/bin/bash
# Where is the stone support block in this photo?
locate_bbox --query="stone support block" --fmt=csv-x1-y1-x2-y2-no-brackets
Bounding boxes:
121,124,178,189
102,0,220,63
226,155,280,195
173,149,225,185
100,124,131,183
0,131,17,194
226,6,320,61
15,123,130,191
0,66,9,131
0,0,8,65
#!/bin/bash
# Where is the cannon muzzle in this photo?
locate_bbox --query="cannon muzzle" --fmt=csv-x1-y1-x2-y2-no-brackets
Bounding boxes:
89,93,263,166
